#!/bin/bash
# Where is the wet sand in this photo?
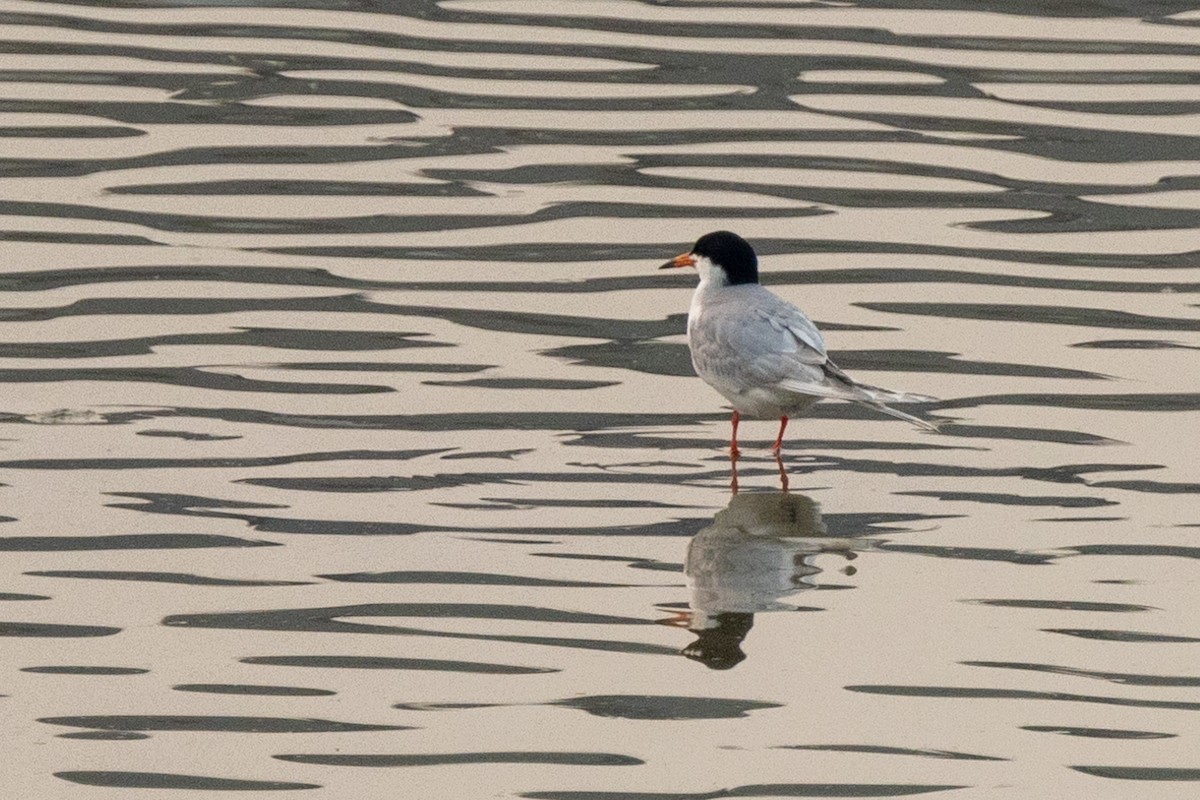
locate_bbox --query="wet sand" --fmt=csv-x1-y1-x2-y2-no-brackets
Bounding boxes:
3,1,1200,797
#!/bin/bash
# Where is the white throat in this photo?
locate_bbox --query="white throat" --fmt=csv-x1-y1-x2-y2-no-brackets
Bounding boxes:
694,254,730,289
688,254,730,329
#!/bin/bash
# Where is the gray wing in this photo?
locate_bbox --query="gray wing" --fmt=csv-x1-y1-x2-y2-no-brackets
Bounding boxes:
691,286,830,389
749,289,827,365
692,286,940,430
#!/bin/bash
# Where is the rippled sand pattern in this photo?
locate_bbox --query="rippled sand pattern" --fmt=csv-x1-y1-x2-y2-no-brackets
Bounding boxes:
3,1,1200,797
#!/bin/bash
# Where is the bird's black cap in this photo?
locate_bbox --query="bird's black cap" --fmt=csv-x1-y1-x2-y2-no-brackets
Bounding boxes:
693,230,758,285
682,612,754,670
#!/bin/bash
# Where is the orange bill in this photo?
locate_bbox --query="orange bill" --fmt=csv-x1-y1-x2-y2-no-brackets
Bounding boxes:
658,253,696,269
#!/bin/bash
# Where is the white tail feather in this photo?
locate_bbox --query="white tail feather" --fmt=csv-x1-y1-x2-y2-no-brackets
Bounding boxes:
857,399,941,432
853,385,939,405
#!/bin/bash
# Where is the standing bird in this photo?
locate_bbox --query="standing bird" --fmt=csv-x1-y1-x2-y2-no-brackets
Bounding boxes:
660,231,937,459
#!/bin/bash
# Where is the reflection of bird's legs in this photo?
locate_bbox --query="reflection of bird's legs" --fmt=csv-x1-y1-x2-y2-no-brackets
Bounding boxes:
729,410,741,459
770,415,789,453
771,415,789,491
728,410,741,494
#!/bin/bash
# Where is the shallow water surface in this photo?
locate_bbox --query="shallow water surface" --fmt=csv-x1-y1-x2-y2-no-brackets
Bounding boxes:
2,1,1199,797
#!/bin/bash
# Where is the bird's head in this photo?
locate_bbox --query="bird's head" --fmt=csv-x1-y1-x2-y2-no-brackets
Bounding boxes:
659,230,759,287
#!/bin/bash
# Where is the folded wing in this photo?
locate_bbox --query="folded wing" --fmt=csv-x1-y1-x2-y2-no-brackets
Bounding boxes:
753,291,939,431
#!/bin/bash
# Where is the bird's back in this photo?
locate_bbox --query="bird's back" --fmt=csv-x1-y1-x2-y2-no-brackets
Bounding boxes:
687,283,829,417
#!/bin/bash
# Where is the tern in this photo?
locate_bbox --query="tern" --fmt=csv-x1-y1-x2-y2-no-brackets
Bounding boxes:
660,231,937,458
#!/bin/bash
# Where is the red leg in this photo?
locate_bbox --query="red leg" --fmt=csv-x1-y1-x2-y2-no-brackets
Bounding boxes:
729,409,740,460
775,449,789,493
730,455,739,495
771,415,789,453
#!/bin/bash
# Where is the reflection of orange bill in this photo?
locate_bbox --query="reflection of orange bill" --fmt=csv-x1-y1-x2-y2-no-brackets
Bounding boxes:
655,609,693,628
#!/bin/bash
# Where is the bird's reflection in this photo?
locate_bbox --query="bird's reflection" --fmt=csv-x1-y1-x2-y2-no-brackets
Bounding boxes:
664,491,870,670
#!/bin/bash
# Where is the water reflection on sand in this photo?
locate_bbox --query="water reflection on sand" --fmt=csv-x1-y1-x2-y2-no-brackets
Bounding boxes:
3,0,1199,797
